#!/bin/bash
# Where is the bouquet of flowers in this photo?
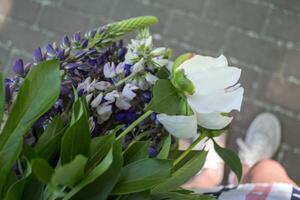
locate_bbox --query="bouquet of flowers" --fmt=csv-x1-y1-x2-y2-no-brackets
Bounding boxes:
0,16,244,199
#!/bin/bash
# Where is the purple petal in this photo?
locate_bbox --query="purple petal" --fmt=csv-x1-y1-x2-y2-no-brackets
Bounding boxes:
148,146,157,157
5,79,11,103
65,63,80,70
61,35,71,48
60,85,70,95
56,49,65,60
33,47,43,62
12,59,24,75
72,32,81,43
118,48,127,59
80,39,88,48
74,50,86,59
45,44,56,56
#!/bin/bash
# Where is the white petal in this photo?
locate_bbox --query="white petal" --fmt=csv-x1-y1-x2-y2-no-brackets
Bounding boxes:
116,63,125,74
85,93,93,104
96,104,112,123
157,114,198,139
131,59,144,73
104,90,119,102
151,47,166,56
196,112,233,130
116,97,131,110
153,58,168,67
94,81,111,91
178,54,228,74
188,87,244,113
90,93,103,108
103,63,111,78
122,83,138,100
187,67,241,95
145,73,158,85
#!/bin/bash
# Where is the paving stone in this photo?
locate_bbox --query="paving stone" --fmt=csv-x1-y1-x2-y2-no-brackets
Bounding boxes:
111,0,169,33
264,9,300,43
149,0,205,14
167,12,226,53
262,0,300,13
205,0,267,32
6,0,41,24
63,0,114,18
281,152,300,183
38,5,91,34
282,49,300,79
224,30,285,72
256,74,300,112
0,19,46,53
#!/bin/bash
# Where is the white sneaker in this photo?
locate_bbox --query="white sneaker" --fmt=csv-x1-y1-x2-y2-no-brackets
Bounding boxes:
237,112,281,167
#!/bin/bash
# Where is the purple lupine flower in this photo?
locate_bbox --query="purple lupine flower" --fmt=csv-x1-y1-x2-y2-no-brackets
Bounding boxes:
118,48,127,59
56,49,65,61
148,146,157,157
12,59,24,75
80,39,88,48
61,35,71,48
60,85,70,96
72,32,81,43
142,90,151,103
5,78,12,103
33,47,43,63
45,44,57,58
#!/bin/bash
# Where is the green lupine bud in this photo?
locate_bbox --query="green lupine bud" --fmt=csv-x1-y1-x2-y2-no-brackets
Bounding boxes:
172,69,195,95
172,52,193,74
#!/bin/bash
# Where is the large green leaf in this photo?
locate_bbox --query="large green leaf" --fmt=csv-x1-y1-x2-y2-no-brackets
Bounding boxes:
112,158,172,195
0,60,60,196
63,147,114,199
0,73,5,128
31,158,54,184
147,79,185,115
60,98,91,165
156,134,171,159
152,150,207,193
86,133,115,172
52,155,88,188
213,140,242,182
35,116,65,162
123,141,149,165
71,140,123,200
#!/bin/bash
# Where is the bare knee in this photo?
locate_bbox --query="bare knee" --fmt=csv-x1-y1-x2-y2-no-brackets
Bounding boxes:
245,160,291,184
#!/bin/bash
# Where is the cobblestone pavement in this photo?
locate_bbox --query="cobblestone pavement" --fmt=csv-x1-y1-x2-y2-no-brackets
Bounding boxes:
0,0,300,182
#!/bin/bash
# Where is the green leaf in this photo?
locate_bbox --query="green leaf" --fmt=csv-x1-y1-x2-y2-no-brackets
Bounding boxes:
156,67,170,79
152,192,215,200
156,134,171,159
63,147,114,200
119,190,151,200
0,73,5,128
60,98,91,165
71,140,123,200
4,160,32,200
0,60,60,196
112,158,172,195
86,133,115,172
147,79,185,115
52,155,87,188
31,158,54,184
152,150,207,193
123,141,149,165
35,116,64,150
35,116,65,162
213,140,242,182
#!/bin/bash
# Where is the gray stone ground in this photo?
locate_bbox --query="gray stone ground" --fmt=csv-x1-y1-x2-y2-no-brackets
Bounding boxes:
0,0,300,182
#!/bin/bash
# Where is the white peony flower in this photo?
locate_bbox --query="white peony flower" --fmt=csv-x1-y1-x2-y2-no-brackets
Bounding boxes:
157,54,244,138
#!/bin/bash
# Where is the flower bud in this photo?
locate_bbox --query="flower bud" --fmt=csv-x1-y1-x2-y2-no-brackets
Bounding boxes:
172,69,195,95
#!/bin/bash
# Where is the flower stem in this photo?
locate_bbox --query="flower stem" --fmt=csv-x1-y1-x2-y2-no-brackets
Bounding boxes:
116,110,153,140
104,72,136,95
173,133,206,166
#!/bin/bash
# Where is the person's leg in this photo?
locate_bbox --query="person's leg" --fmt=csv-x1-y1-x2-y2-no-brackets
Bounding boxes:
228,113,282,185
243,160,298,186
181,134,227,189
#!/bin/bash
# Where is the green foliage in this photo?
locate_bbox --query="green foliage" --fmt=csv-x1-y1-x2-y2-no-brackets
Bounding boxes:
0,60,60,197
156,134,171,159
112,158,172,195
152,150,207,193
0,73,5,128
213,139,242,182
123,141,149,165
147,79,186,115
60,98,91,164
